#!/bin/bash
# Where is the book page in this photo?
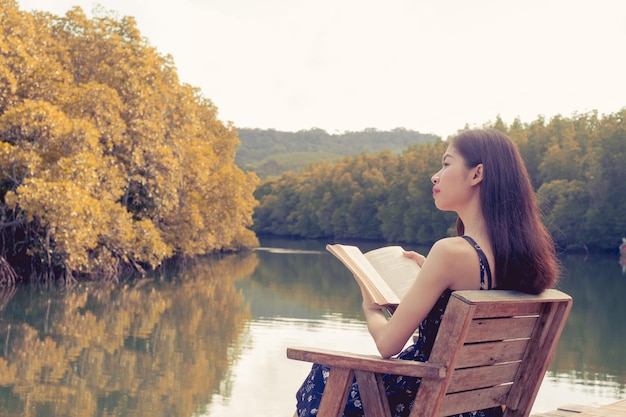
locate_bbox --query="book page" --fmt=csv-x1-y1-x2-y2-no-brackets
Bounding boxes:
326,244,400,306
364,246,420,300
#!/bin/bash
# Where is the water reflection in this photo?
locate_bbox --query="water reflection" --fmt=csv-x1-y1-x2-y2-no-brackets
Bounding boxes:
0,237,624,417
228,237,626,415
0,253,258,417
206,316,375,416
545,252,626,405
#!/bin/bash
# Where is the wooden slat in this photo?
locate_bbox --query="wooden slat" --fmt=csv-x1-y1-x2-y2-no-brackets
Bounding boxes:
532,410,577,417
587,400,626,417
600,399,626,414
408,295,475,417
354,370,391,417
532,399,626,417
317,367,353,417
454,289,572,304
473,301,543,318
505,299,573,417
447,362,520,393
440,384,510,416
286,347,445,379
465,316,537,343
558,403,600,413
455,338,529,368
455,289,572,319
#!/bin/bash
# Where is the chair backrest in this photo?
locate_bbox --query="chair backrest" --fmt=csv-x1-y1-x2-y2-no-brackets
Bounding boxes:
413,289,572,417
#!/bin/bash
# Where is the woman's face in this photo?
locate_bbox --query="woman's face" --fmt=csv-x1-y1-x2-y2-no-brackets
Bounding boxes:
431,145,474,211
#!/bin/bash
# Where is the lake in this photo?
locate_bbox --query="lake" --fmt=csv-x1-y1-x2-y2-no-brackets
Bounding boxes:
0,236,624,416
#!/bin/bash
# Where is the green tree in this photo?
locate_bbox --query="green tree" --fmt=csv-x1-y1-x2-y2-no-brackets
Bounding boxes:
487,110,625,252
255,111,625,252
400,141,455,243
537,179,589,250
539,122,583,182
580,111,626,250
253,140,453,245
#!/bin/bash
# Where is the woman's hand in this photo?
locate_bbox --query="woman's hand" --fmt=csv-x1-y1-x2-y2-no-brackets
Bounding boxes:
403,250,426,267
356,276,380,311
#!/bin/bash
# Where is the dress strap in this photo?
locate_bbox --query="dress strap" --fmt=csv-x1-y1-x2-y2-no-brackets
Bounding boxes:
461,236,493,290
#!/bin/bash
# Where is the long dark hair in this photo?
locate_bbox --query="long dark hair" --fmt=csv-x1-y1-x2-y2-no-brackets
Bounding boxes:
450,129,559,294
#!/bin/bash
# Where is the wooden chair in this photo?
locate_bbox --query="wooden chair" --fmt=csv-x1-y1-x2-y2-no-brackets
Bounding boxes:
287,289,572,417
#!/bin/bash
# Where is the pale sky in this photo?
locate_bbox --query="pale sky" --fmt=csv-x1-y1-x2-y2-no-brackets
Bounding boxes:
16,0,626,138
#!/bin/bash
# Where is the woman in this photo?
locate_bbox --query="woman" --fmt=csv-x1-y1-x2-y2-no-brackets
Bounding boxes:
296,129,560,417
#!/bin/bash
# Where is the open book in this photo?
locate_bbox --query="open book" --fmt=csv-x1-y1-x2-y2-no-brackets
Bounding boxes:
326,244,421,307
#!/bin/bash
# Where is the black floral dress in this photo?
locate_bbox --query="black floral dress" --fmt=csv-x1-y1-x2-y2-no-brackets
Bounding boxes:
295,236,503,417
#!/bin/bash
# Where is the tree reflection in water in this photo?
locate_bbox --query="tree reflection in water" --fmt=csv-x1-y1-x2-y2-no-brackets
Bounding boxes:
1,239,625,417
0,252,258,417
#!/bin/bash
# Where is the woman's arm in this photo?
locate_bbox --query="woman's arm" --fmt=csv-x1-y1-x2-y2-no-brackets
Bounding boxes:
361,238,476,358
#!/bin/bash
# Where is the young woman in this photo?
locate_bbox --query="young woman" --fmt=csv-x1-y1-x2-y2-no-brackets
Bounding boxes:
295,129,560,417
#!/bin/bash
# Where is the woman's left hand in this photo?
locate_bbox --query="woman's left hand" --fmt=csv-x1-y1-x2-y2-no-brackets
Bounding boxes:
403,250,426,267
356,276,381,310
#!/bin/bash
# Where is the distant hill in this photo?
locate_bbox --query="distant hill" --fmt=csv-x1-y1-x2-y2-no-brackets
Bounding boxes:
235,127,439,178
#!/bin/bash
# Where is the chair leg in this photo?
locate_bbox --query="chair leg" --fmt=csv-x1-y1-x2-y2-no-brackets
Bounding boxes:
354,370,392,417
292,367,391,417
318,367,354,417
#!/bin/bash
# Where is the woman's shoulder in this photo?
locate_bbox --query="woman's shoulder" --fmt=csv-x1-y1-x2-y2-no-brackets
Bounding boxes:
428,237,483,288
427,237,478,271
430,236,475,256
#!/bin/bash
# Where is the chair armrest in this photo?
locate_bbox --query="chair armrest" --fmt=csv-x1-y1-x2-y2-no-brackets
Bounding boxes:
287,346,446,379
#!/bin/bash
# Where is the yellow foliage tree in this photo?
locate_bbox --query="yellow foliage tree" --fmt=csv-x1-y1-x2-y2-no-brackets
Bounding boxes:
0,1,258,282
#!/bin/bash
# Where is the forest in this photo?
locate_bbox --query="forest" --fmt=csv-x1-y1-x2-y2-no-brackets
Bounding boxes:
252,111,626,253
235,127,438,178
0,2,258,283
1,2,624,286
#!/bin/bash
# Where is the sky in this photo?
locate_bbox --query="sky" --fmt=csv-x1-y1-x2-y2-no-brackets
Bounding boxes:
16,0,626,138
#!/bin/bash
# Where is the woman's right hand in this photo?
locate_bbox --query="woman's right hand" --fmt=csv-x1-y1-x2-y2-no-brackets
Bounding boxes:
403,251,426,267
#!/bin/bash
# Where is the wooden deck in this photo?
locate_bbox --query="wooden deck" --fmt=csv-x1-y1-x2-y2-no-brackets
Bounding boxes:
532,399,626,417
